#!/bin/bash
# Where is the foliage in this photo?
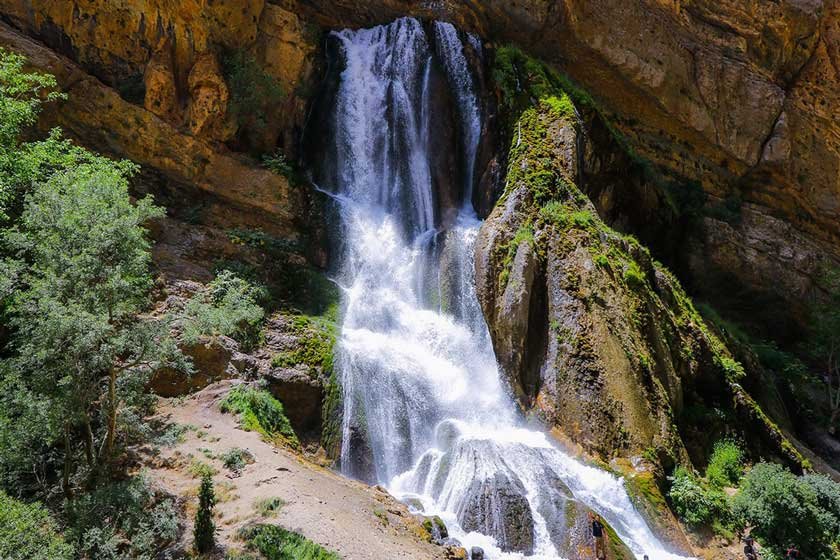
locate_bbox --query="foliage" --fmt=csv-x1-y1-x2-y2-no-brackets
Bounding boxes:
66,473,179,560
732,463,840,559
254,496,286,517
0,157,189,494
220,386,300,449
0,491,74,559
0,49,65,221
806,266,840,433
221,447,255,473
181,269,266,350
622,261,646,289
668,467,729,529
238,524,340,560
194,473,216,554
705,439,744,489
222,49,284,130
262,150,295,177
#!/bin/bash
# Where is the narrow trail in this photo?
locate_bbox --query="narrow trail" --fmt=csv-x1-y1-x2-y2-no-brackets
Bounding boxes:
143,381,443,560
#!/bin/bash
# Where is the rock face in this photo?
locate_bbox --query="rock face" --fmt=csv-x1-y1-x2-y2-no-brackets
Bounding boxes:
474,57,808,474
285,0,839,320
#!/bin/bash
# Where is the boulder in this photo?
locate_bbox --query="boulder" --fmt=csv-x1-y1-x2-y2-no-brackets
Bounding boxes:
469,547,484,560
457,472,535,554
150,335,238,397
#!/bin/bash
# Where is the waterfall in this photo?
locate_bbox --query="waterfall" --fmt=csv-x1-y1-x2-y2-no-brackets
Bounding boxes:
318,17,693,560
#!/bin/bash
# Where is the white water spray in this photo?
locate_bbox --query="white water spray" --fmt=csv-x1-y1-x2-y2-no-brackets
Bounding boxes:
322,17,693,560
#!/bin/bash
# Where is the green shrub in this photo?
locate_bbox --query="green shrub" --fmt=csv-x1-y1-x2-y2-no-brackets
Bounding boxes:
188,459,218,479
239,524,340,560
733,463,839,559
716,355,746,383
221,447,255,472
668,467,729,528
181,270,266,350
220,386,299,448
222,49,284,130
262,150,295,177
65,474,179,560
0,491,74,560
706,439,744,489
194,473,216,554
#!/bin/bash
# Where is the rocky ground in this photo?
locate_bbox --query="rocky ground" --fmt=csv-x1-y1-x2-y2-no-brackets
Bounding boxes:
142,381,445,560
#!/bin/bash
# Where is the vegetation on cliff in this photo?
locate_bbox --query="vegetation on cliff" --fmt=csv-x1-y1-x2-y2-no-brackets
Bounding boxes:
0,49,274,558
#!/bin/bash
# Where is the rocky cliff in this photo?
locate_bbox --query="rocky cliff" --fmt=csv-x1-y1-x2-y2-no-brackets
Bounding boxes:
2,0,837,323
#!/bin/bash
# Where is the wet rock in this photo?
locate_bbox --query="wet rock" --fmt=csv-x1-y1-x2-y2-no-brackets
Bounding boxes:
457,472,535,554
345,424,376,484
421,515,448,542
470,546,484,560
443,546,468,560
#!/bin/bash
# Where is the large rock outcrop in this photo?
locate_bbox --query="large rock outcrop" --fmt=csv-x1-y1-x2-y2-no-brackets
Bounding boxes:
474,58,808,475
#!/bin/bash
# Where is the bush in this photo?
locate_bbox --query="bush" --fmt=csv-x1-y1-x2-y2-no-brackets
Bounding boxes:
732,463,838,559
239,524,340,560
0,491,74,560
668,467,729,528
66,474,179,560
194,473,216,554
220,386,299,448
222,49,283,130
181,270,266,350
706,439,744,489
221,447,255,473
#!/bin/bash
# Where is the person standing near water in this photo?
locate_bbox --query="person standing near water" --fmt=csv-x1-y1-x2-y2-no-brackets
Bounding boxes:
589,512,606,559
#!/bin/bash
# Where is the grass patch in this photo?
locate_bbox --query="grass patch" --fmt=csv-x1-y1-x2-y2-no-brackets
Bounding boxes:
254,497,286,518
221,386,300,449
188,459,218,479
238,524,340,560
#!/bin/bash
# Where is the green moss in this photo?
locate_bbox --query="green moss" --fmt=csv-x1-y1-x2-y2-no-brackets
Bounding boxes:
220,386,300,449
221,49,284,131
498,223,534,289
623,261,646,289
272,306,338,378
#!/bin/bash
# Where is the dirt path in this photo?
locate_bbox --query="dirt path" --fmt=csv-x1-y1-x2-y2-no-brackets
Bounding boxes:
144,381,444,559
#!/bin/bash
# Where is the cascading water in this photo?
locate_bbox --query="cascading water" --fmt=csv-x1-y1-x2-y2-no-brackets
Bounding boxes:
317,17,694,560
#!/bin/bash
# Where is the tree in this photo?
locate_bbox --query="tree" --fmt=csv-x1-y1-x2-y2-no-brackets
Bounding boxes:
733,463,838,559
0,160,184,494
808,267,840,434
194,473,216,554
0,48,64,221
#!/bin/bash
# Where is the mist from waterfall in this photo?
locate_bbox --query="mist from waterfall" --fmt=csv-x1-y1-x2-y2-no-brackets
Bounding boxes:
318,17,693,560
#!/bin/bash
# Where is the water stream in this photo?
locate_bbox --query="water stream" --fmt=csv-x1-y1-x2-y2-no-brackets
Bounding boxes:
317,17,692,560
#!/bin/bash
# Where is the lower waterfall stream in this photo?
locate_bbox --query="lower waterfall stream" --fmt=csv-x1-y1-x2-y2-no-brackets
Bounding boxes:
314,17,693,560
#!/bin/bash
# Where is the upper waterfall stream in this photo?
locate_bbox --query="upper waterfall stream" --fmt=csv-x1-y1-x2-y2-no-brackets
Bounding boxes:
315,17,693,560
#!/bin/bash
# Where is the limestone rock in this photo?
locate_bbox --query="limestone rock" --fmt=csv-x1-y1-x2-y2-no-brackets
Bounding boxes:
187,52,234,142
143,38,180,124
